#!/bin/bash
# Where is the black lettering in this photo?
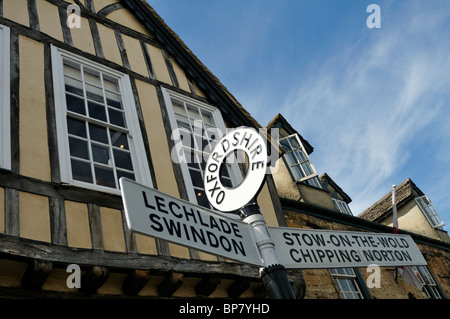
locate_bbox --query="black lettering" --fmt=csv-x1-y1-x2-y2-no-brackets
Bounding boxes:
240,131,252,148
219,236,231,252
387,238,398,248
302,234,314,246
143,191,155,210
338,235,352,247
293,233,302,246
232,131,240,146
232,239,246,256
162,217,181,238
400,238,409,248
209,215,220,232
339,249,351,262
207,180,221,197
329,234,341,246
401,250,412,261
219,219,232,234
183,206,197,223
168,201,182,218
206,231,219,248
197,210,208,227
191,226,206,245
283,232,294,246
290,248,301,262
211,152,223,164
316,249,326,262
378,237,389,248
155,196,168,214
182,223,190,240
149,213,163,232
325,249,335,262
368,236,378,247
251,161,264,170
350,250,361,262
207,162,218,173
249,144,262,160
221,139,230,153
231,223,242,238
311,233,326,246
215,190,225,204
206,174,216,183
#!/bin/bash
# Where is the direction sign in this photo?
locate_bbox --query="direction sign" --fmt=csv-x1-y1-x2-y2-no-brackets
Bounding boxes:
120,178,263,267
204,127,267,212
268,227,427,269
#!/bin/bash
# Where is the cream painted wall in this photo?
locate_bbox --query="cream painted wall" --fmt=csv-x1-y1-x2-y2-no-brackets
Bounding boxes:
19,192,51,243
96,23,123,65
19,36,51,182
36,0,64,42
2,0,29,27
65,201,92,249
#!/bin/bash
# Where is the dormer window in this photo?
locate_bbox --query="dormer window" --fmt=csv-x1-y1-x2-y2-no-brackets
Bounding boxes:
415,196,445,229
279,134,322,188
332,198,353,215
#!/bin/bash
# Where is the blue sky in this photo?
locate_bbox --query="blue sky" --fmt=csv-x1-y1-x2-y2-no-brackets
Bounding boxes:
149,1,450,232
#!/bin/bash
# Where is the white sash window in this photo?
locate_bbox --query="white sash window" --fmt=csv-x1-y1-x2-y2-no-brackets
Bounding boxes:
52,46,152,193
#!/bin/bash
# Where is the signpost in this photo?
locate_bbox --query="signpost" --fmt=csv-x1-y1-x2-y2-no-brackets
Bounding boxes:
120,126,428,300
120,178,263,267
268,227,427,269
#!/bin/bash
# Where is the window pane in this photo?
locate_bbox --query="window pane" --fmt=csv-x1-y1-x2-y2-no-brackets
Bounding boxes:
94,165,115,188
91,143,110,165
106,92,122,109
279,138,291,152
187,105,201,121
110,130,129,150
201,111,214,125
113,149,133,170
71,159,92,183
89,124,108,144
108,108,126,127
117,170,135,182
291,165,304,180
88,101,107,122
65,77,83,96
103,75,119,92
67,117,86,138
195,189,210,208
83,67,101,86
85,83,103,103
66,94,86,115
63,59,81,78
69,137,89,159
289,136,301,149
189,169,203,188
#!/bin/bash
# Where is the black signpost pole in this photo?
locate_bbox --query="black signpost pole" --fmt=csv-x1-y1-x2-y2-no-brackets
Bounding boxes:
240,200,296,299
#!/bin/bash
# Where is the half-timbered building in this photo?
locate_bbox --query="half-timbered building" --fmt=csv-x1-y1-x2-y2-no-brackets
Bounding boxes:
0,0,305,298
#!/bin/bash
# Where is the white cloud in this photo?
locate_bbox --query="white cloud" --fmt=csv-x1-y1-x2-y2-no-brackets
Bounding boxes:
279,1,450,216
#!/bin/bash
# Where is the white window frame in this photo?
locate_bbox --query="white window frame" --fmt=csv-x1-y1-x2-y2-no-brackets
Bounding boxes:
161,88,243,210
51,45,153,194
0,25,10,170
332,198,353,216
415,195,445,229
279,134,322,188
330,268,364,299
416,266,442,299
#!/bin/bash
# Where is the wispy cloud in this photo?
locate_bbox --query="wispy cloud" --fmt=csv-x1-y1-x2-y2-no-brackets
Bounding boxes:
279,1,450,218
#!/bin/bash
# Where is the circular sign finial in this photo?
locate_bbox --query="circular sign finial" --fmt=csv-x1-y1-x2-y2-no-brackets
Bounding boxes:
204,127,267,212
